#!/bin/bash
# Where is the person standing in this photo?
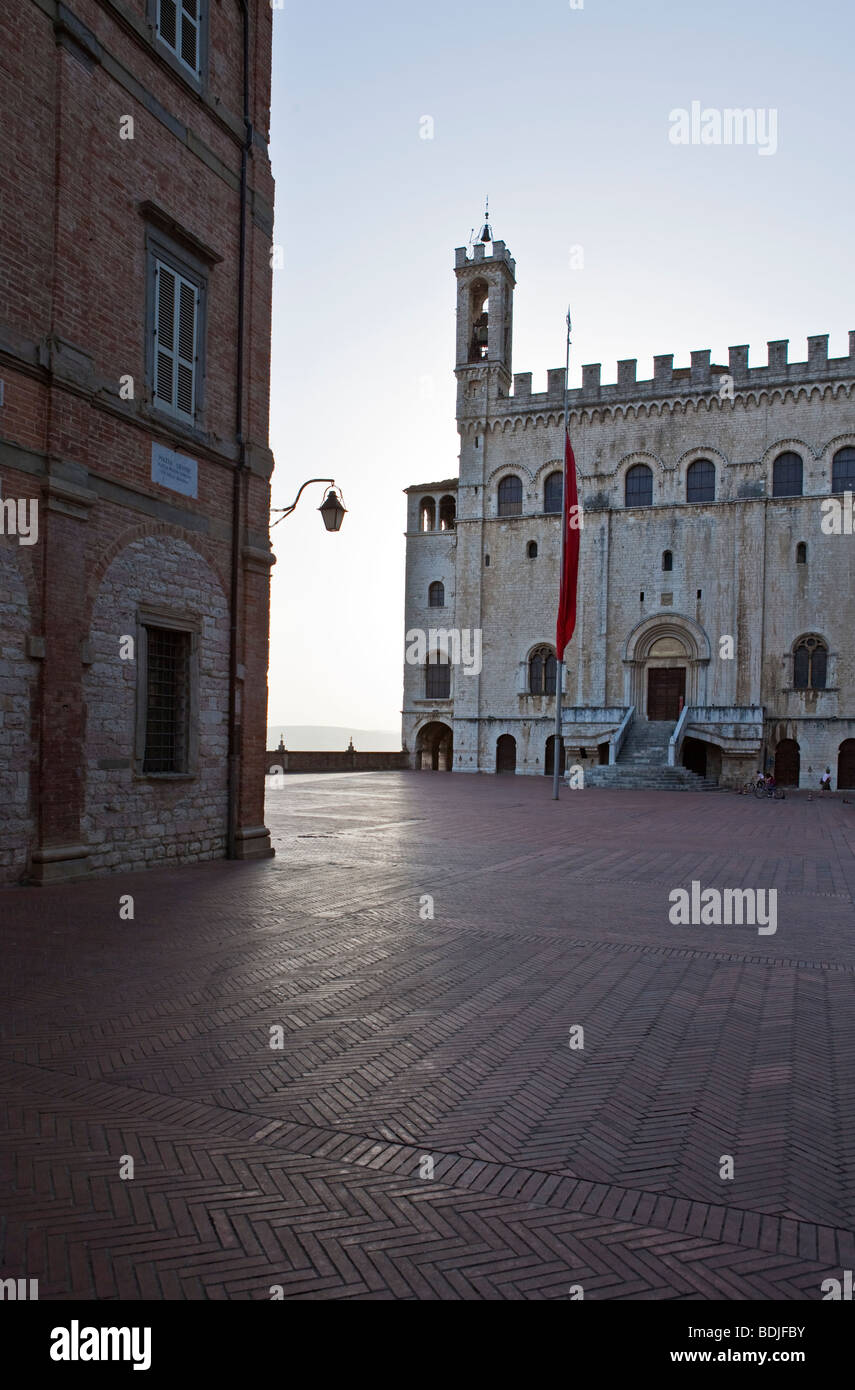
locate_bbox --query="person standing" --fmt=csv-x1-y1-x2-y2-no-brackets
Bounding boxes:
820,767,832,792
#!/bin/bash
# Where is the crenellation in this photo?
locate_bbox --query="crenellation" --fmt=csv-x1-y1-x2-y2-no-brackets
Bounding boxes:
582,363,602,393
728,345,749,377
513,372,532,399
808,335,829,370
767,339,789,373
617,359,637,388
690,350,711,385
547,368,566,399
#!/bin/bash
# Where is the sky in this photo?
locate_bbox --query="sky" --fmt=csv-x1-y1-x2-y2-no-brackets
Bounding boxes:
266,0,853,738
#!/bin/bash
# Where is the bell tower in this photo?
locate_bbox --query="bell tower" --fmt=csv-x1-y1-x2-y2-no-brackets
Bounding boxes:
454,206,516,413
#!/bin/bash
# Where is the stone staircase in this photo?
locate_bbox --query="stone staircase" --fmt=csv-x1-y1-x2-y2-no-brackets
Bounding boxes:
581,718,719,791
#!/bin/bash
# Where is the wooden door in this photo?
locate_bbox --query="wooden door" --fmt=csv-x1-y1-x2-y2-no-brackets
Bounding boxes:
496,735,516,774
837,740,855,789
774,739,800,786
647,667,686,721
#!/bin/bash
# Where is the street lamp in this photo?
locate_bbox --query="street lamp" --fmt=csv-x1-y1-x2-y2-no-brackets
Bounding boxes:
271,478,347,530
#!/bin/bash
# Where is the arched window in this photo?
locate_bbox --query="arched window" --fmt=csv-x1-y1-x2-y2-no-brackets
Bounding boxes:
662,549,673,572
468,281,489,362
498,474,523,516
832,447,855,493
793,635,827,690
528,645,557,695
439,495,456,530
772,452,803,497
419,497,435,531
686,458,715,503
527,540,538,559
796,542,807,565
625,464,653,507
425,657,451,700
428,581,445,608
544,471,563,513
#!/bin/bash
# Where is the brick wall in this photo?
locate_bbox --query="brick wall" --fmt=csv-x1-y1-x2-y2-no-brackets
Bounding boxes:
0,0,275,882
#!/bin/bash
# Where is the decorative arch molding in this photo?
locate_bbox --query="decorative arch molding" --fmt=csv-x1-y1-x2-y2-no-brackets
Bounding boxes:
600,449,667,483
86,522,229,620
532,458,565,487
622,612,712,712
758,437,817,471
676,444,730,477
819,432,855,465
623,612,712,664
485,461,535,486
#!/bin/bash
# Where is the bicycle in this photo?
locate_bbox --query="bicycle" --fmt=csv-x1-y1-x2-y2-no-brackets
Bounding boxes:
754,780,786,800
741,775,766,794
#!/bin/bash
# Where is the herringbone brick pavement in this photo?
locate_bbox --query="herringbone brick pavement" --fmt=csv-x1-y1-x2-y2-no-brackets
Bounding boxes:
1,774,854,1298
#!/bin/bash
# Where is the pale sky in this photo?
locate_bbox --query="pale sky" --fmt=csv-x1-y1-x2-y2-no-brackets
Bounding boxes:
266,0,853,736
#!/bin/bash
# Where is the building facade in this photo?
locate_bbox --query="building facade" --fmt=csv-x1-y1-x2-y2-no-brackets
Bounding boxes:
402,231,855,789
0,0,276,883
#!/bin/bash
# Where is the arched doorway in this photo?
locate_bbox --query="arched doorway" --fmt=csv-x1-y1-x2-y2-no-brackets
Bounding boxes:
837,739,855,789
774,738,800,786
416,721,453,771
544,735,564,776
646,636,687,720
496,734,516,774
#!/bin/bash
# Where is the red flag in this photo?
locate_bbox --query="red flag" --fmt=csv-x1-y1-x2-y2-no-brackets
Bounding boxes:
556,429,580,660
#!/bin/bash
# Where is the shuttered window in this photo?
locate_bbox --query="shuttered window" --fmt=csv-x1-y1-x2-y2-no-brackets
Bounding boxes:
154,260,199,422
157,0,201,78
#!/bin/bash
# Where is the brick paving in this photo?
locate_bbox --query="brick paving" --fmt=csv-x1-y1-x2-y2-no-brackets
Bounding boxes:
1,773,854,1300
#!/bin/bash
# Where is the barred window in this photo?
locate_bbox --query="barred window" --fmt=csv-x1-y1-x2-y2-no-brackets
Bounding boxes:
428,581,445,607
498,475,523,516
143,626,191,772
832,447,855,493
686,458,715,503
625,464,653,507
544,471,563,513
773,452,803,497
425,659,451,700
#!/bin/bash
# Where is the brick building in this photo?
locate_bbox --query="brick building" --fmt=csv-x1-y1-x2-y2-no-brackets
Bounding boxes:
0,0,276,883
402,228,855,789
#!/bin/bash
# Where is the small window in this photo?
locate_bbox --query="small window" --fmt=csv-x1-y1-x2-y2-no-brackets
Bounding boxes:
419,497,435,531
696,589,702,600
528,645,557,695
153,259,200,423
484,554,490,567
793,635,827,690
439,495,456,530
425,658,451,700
527,541,538,559
686,458,715,503
831,447,855,493
156,0,202,78
544,471,563,513
143,625,191,773
428,581,445,607
796,542,807,564
662,549,673,572
773,452,803,497
639,591,645,602
498,475,523,516
625,464,653,507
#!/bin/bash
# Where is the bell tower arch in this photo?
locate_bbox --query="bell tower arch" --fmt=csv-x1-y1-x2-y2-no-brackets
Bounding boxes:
454,209,515,412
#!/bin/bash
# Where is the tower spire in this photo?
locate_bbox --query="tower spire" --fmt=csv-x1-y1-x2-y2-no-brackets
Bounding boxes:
478,197,492,245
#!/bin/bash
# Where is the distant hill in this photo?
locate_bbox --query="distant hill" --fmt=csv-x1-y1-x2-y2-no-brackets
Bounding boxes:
267,725,402,752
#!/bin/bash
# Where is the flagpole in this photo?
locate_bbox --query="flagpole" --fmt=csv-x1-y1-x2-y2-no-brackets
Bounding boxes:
552,308,572,800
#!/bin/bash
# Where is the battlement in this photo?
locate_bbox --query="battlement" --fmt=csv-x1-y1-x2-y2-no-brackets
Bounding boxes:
500,333,855,410
454,242,516,277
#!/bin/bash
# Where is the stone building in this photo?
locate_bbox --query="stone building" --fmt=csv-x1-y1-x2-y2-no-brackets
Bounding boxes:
402,228,855,789
0,0,275,883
